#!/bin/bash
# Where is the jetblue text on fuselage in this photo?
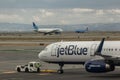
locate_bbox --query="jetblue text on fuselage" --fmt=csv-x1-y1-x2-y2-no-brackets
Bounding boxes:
57,45,88,57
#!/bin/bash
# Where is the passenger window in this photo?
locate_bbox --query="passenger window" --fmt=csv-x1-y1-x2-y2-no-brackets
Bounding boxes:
30,64,33,67
104,48,106,51
111,49,113,51
104,49,105,51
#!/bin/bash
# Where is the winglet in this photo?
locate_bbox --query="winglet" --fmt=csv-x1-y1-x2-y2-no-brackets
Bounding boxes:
95,38,105,55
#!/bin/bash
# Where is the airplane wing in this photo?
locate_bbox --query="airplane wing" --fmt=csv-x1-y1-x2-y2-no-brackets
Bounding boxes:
46,29,61,35
99,55,120,60
48,29,59,33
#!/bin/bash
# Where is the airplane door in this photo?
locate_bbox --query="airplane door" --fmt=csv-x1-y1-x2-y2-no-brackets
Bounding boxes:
90,44,97,56
51,44,59,57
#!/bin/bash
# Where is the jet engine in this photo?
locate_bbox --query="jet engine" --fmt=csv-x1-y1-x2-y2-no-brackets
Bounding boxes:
85,60,115,73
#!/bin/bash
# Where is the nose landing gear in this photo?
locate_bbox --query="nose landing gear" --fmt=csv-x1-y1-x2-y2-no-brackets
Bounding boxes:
57,63,64,74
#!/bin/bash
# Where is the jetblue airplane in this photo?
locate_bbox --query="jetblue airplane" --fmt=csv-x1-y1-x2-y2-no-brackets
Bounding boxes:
32,22,63,35
38,38,120,74
75,27,88,33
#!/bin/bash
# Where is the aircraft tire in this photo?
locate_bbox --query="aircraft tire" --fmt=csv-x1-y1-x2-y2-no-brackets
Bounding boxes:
37,68,40,73
57,70,64,74
17,67,21,72
25,68,29,72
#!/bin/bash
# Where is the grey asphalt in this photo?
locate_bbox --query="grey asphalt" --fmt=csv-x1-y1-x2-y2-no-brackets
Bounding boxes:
1,68,120,80
0,31,120,80
0,46,120,80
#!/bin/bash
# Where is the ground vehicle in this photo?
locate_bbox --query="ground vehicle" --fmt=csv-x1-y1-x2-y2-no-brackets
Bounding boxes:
16,62,41,72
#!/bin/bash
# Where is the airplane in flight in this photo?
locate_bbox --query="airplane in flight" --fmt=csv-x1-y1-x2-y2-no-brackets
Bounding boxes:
75,27,88,33
38,38,120,74
32,22,63,35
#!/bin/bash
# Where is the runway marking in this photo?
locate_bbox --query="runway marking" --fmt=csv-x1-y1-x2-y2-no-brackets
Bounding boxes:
2,71,16,74
41,70,56,73
38,73,52,76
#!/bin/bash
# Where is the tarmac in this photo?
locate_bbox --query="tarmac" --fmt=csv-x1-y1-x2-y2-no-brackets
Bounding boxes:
1,68,120,80
0,32,120,80
0,46,120,80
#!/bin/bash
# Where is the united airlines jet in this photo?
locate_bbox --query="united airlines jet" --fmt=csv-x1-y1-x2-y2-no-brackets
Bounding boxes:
32,22,63,35
38,38,120,74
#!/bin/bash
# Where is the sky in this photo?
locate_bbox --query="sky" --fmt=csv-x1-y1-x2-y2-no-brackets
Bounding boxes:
0,0,120,25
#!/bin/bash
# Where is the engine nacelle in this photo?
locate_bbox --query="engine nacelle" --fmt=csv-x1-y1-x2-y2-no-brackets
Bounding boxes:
85,60,115,73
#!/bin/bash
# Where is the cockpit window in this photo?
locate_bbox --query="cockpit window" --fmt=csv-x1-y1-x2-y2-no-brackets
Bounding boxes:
43,44,53,51
44,48,48,51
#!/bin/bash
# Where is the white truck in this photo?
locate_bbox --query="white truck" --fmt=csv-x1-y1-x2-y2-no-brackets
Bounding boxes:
16,61,41,73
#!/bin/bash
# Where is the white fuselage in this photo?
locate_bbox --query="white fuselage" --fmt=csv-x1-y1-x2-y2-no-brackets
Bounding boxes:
39,41,120,65
37,28,63,33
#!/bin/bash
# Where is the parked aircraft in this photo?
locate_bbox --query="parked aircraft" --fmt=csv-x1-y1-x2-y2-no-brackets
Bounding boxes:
39,38,120,74
75,27,88,33
32,22,63,35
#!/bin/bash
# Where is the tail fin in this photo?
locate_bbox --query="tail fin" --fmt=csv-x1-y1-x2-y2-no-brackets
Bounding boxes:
86,27,88,31
95,38,105,55
33,22,38,30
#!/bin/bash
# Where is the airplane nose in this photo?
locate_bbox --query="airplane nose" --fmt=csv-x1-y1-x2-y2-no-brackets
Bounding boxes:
38,51,43,60
38,50,47,61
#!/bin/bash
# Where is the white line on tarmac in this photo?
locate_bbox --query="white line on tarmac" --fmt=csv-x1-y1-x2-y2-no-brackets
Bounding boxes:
2,71,16,74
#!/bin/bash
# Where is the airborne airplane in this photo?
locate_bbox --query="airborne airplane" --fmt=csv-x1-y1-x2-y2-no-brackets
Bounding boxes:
32,22,63,35
38,38,120,74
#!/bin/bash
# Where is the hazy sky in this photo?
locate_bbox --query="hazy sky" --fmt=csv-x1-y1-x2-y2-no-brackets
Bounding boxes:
0,0,120,25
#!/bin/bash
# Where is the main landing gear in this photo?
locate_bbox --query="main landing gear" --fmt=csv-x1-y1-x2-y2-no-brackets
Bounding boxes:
57,63,64,74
